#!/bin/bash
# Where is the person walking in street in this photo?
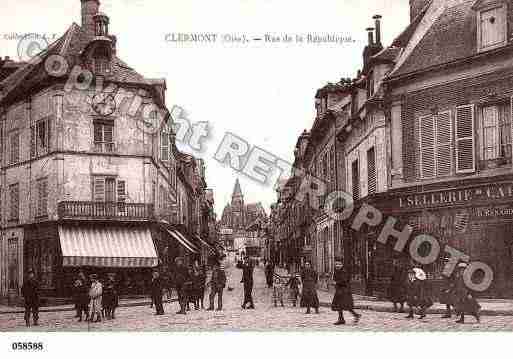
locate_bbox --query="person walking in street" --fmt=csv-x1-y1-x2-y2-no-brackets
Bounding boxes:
173,257,190,315
272,274,286,307
265,261,275,288
74,271,90,322
453,262,481,324
331,258,361,325
237,256,255,309
300,261,320,314
439,271,457,319
192,262,207,310
207,262,227,311
287,272,301,307
89,274,103,323
405,268,432,320
103,273,118,320
151,269,165,315
388,259,407,313
21,269,40,327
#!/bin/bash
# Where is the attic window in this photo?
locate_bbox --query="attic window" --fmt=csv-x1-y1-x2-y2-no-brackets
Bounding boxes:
477,4,507,52
94,57,111,74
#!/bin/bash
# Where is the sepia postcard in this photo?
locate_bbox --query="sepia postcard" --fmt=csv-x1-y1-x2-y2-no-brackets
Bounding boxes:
0,0,513,357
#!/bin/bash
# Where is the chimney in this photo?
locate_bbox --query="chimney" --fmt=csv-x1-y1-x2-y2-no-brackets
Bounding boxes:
410,0,430,22
373,15,382,47
366,27,375,46
81,0,100,36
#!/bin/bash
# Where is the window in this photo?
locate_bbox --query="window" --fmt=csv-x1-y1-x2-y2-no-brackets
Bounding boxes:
93,177,125,202
418,111,452,178
93,120,114,153
478,5,507,52
36,178,48,218
367,147,376,195
481,104,511,166
352,159,360,201
94,57,110,75
31,118,51,158
9,183,19,221
160,129,170,161
9,132,19,164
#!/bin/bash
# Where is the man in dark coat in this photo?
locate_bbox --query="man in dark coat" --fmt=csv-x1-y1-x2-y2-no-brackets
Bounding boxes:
21,269,40,327
453,263,480,324
73,271,90,322
300,261,320,314
331,258,361,325
150,269,164,315
103,273,119,320
439,272,457,318
236,257,255,309
173,257,190,315
207,262,227,311
388,260,407,313
265,262,275,288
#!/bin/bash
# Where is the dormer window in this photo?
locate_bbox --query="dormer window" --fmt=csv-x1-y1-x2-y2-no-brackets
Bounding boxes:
476,2,507,52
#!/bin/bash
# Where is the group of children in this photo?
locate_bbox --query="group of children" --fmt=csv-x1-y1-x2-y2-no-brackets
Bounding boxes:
271,272,301,307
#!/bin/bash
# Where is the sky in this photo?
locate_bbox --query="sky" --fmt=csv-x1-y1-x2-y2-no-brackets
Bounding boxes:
0,0,409,217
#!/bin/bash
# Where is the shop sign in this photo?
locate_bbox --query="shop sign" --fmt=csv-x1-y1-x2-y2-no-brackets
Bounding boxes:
398,182,513,209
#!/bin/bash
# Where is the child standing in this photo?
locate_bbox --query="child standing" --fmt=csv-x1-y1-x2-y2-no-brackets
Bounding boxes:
273,275,286,307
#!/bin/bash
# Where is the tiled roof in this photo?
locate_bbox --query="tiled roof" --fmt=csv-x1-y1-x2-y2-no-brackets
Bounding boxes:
370,46,402,63
391,0,478,78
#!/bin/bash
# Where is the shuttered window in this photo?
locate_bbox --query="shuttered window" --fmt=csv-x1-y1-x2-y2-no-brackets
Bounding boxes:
160,129,170,161
455,105,476,173
436,111,453,176
367,147,376,195
480,104,511,167
93,120,114,153
351,159,360,201
479,6,506,51
9,183,19,221
419,115,436,178
9,132,19,164
36,178,48,217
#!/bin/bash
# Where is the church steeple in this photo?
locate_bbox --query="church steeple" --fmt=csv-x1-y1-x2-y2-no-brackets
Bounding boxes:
232,178,243,202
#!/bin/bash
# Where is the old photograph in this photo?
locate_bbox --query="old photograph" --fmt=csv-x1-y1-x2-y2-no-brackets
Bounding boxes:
0,0,512,349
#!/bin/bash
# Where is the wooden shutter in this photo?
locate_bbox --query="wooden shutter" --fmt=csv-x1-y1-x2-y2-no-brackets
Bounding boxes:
419,115,436,178
117,180,126,202
93,177,105,202
30,126,36,158
455,104,476,173
436,111,452,176
367,147,376,195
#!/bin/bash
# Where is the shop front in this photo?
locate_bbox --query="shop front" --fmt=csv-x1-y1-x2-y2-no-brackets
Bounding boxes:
360,175,513,299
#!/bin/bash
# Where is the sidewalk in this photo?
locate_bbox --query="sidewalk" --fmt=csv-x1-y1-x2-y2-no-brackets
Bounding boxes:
316,289,513,316
0,296,177,315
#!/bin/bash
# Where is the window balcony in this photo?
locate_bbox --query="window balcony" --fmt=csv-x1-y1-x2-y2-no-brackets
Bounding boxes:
57,201,155,221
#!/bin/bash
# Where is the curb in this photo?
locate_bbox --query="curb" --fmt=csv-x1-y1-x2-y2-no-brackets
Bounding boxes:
318,302,513,316
0,298,178,315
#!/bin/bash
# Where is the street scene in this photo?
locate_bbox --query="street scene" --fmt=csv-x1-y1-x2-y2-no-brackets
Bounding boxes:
2,259,513,331
1,0,513,336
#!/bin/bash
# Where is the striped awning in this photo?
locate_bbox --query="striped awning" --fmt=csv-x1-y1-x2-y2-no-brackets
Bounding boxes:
194,235,215,252
58,225,158,268
165,229,199,254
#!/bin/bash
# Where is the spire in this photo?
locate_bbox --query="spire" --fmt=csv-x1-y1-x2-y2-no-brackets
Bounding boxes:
232,178,243,199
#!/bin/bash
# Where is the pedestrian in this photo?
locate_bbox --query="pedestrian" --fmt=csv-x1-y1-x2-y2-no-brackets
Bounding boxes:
173,257,190,315
300,261,320,314
272,274,286,307
388,259,407,313
265,261,274,289
405,268,432,320
74,271,90,322
21,269,40,327
287,272,301,307
236,256,255,309
439,271,457,318
453,262,481,324
88,274,103,323
207,262,227,311
331,258,361,325
103,273,118,320
150,269,165,315
184,266,195,311
192,262,207,310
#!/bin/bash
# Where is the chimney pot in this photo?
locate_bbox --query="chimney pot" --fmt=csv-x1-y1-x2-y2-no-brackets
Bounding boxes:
81,0,101,36
366,27,375,46
373,15,382,46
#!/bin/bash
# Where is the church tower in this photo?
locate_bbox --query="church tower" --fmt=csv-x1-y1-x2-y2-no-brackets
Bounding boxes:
231,179,245,230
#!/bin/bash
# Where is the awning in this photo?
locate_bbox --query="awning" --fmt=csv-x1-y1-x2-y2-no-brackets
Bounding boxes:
194,235,216,253
58,225,158,268
165,229,199,254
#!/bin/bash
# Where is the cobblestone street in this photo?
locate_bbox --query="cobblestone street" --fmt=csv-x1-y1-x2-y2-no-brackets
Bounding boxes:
2,261,513,332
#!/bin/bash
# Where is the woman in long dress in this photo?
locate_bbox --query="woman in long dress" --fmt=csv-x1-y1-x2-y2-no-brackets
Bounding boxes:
300,261,320,314
89,274,103,323
331,258,361,325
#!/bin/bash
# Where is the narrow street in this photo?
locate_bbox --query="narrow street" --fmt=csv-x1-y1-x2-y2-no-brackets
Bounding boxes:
2,259,513,331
